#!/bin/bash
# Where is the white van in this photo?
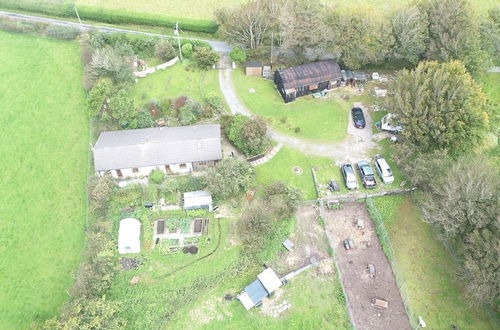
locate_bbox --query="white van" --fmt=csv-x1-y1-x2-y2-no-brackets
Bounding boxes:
374,156,394,184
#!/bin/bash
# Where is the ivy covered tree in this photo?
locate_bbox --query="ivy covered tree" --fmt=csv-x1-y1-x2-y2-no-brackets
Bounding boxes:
105,89,136,126
387,60,489,156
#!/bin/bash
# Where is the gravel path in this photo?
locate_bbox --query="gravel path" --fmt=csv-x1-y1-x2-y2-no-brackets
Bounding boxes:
219,59,382,162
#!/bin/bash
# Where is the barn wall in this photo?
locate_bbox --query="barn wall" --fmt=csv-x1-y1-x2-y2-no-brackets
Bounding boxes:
246,67,263,76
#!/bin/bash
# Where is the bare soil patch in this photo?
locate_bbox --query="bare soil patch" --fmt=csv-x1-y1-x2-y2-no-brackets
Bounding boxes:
323,202,411,330
271,205,330,275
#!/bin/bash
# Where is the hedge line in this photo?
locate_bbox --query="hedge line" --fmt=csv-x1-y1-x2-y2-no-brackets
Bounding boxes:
0,0,219,34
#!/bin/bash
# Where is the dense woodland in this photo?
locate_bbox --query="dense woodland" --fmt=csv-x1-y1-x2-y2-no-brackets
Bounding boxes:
219,0,499,73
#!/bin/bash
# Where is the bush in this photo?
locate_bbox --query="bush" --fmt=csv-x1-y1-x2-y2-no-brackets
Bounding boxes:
177,99,205,125
45,24,80,40
204,94,224,113
129,110,155,129
177,175,207,192
181,43,194,57
155,40,177,62
205,158,255,200
194,47,220,69
229,47,247,63
227,114,270,156
0,0,219,34
173,96,187,110
149,169,165,184
87,78,112,117
86,46,134,86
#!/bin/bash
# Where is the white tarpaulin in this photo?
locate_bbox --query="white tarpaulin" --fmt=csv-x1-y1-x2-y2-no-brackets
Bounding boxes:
118,218,141,254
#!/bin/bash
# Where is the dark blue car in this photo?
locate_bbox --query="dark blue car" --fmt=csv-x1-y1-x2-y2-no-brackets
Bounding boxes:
351,107,366,128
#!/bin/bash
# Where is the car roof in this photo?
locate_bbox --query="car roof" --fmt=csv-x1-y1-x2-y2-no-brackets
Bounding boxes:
343,163,355,174
376,158,390,169
352,107,362,112
359,162,374,175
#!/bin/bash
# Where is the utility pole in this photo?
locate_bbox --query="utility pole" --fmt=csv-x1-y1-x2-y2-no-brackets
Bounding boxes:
270,32,274,66
73,4,82,25
175,22,183,62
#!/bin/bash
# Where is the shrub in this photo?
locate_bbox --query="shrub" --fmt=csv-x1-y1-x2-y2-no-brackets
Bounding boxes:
149,169,165,184
294,127,301,133
227,114,270,156
129,110,155,129
155,40,177,62
177,99,205,125
229,47,247,63
204,94,224,113
89,174,115,211
177,176,207,192
205,158,255,200
85,46,134,86
87,78,112,117
174,96,188,110
194,47,220,69
181,43,194,57
45,24,81,40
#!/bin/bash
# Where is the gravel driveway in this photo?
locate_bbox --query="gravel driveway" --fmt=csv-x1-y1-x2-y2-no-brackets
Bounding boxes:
219,62,380,162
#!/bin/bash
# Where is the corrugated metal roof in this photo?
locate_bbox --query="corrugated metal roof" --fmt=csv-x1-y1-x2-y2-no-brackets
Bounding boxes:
93,124,222,171
277,60,342,89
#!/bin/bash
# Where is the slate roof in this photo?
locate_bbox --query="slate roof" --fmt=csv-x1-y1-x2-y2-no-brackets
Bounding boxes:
93,124,222,171
277,60,342,90
246,61,262,67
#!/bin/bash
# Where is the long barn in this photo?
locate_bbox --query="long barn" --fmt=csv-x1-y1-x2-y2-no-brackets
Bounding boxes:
274,60,342,103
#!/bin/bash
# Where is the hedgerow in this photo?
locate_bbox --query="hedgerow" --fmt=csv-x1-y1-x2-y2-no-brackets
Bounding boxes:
0,0,219,34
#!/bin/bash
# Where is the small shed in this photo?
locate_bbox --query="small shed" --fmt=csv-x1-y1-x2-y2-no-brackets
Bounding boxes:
353,71,367,83
245,61,263,76
118,218,141,254
237,268,283,310
183,191,213,211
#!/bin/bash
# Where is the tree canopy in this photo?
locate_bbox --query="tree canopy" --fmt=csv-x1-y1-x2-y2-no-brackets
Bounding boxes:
204,158,255,200
387,60,489,155
226,114,270,156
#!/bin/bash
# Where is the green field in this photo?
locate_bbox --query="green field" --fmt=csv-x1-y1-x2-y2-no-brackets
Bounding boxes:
74,0,498,20
0,31,88,328
255,147,334,200
130,61,224,109
232,67,349,141
371,196,497,329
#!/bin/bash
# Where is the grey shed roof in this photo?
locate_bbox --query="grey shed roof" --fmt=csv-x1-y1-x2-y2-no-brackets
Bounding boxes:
246,61,262,67
93,124,222,171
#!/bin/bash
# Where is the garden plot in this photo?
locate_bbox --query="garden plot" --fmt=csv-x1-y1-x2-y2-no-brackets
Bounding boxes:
323,202,411,330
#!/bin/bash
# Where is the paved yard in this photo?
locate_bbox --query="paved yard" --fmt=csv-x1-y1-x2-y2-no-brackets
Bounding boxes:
324,202,411,330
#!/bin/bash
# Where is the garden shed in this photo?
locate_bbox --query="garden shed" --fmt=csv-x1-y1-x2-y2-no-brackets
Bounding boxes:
118,218,141,254
237,268,283,310
183,191,213,211
245,61,263,76
273,60,342,103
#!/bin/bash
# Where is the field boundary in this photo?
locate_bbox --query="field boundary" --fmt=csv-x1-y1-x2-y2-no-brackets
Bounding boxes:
365,197,416,328
0,0,218,34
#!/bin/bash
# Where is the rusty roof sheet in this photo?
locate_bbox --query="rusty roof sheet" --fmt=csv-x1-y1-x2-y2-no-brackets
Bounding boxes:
277,60,342,90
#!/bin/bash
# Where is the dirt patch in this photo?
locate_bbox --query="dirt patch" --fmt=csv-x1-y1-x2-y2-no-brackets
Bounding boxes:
189,297,232,325
324,202,411,330
272,206,330,275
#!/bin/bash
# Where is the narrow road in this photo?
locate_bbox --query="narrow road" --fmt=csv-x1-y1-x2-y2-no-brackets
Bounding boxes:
218,55,380,162
0,10,233,52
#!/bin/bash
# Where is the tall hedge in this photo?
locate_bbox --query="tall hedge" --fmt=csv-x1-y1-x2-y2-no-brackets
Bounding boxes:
0,0,219,34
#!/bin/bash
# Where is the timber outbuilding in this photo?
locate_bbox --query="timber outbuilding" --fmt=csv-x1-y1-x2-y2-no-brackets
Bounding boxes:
274,60,342,103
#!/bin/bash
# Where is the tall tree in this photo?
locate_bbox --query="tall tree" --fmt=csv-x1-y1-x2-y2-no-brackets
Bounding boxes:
422,0,487,73
205,158,255,200
387,60,489,155
391,5,429,64
418,156,500,305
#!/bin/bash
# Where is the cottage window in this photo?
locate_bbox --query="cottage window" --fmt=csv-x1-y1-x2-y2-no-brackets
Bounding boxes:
198,162,207,166
116,169,123,178
132,168,139,173
180,164,187,169
165,165,171,172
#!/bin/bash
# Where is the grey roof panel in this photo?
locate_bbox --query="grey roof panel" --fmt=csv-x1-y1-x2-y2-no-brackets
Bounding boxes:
93,124,222,171
244,279,269,305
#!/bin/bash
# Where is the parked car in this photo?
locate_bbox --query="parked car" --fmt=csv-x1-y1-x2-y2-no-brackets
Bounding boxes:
341,163,358,189
374,155,394,184
344,238,354,250
351,107,366,128
357,160,377,188
372,72,380,80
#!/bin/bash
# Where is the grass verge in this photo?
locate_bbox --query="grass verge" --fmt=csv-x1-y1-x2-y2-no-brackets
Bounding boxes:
368,195,497,329
0,30,88,329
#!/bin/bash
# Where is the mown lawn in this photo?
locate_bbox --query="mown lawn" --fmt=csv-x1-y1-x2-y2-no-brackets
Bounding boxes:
74,0,497,20
0,31,88,328
255,147,334,200
232,67,349,141
130,61,224,108
370,195,497,329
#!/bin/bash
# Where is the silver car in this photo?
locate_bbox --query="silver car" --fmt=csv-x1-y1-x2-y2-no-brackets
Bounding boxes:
341,163,358,190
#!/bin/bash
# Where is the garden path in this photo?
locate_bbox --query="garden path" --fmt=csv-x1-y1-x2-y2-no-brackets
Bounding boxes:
219,60,380,163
